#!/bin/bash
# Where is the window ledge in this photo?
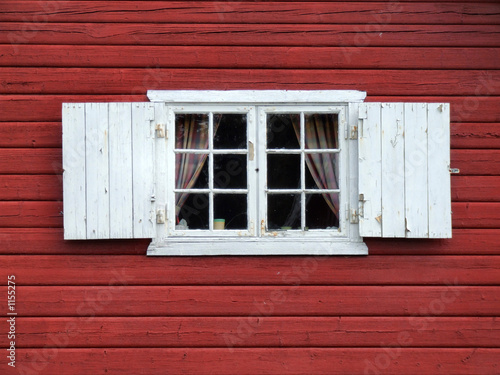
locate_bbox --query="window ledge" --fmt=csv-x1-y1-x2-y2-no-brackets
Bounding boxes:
147,238,368,256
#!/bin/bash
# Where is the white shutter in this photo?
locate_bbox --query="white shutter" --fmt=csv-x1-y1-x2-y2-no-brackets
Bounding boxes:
63,102,156,239
358,102,451,238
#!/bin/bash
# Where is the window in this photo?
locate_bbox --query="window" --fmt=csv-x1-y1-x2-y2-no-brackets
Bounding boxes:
62,90,452,256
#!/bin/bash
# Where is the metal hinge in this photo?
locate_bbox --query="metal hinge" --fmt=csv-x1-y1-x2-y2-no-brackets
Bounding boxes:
357,193,365,220
355,105,367,139
155,123,165,138
156,209,165,224
350,209,359,224
349,125,358,140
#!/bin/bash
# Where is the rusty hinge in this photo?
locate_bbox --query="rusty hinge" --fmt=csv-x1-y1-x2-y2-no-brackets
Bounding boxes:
349,125,358,140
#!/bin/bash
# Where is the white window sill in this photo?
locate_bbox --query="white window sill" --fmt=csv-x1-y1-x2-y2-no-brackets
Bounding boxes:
147,238,368,256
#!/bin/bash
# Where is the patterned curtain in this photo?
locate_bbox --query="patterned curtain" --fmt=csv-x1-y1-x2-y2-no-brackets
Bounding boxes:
292,114,339,216
175,115,220,219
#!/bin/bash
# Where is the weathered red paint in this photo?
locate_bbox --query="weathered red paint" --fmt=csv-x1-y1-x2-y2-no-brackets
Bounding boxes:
1,0,499,373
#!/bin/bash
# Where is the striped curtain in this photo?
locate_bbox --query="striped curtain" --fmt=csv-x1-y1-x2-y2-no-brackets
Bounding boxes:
175,115,220,219
292,114,339,216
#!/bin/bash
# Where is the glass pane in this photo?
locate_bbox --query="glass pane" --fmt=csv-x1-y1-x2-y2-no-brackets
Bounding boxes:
267,154,300,189
306,193,339,229
266,114,300,149
214,154,247,189
176,193,209,230
214,113,247,149
175,114,209,149
214,194,247,230
267,194,301,230
175,153,209,189
304,153,339,189
304,114,338,149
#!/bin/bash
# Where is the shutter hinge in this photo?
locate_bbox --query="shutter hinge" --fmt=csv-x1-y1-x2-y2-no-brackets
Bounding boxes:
357,193,365,220
155,123,165,138
348,199,361,224
355,105,367,139
350,209,359,224
349,125,358,140
156,208,165,224
449,168,460,174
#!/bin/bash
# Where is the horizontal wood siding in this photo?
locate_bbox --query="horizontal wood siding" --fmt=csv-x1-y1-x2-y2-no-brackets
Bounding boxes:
0,0,499,373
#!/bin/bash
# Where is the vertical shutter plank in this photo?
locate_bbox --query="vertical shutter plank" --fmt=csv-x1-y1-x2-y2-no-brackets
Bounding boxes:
358,103,382,237
132,103,155,238
109,103,133,238
428,103,452,238
381,103,405,237
404,103,429,238
85,103,110,239
62,103,86,239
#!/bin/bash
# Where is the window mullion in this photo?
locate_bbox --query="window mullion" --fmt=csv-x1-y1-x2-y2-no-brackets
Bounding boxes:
208,112,214,231
300,112,306,231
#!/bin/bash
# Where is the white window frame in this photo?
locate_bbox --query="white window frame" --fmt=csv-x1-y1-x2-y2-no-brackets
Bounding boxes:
147,90,368,256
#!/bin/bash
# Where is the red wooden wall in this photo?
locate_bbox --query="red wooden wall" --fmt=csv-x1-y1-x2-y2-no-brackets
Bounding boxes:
1,1,500,373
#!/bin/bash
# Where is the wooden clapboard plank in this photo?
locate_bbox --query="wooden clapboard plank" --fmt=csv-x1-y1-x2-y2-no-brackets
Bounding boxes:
452,202,500,229
3,286,499,316
404,103,428,238
1,69,499,96
451,123,500,149
0,175,62,201
2,2,499,24
367,229,500,255
428,103,452,238
0,228,149,254
62,103,86,239
381,103,405,237
1,95,497,123
2,45,500,69
2,23,499,47
451,150,500,176
4,317,498,348
131,103,155,239
9,348,500,375
1,255,500,286
1,228,499,255
451,176,500,202
85,103,110,239
0,122,61,148
358,103,382,237
108,103,133,238
0,149,61,174
0,202,62,228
